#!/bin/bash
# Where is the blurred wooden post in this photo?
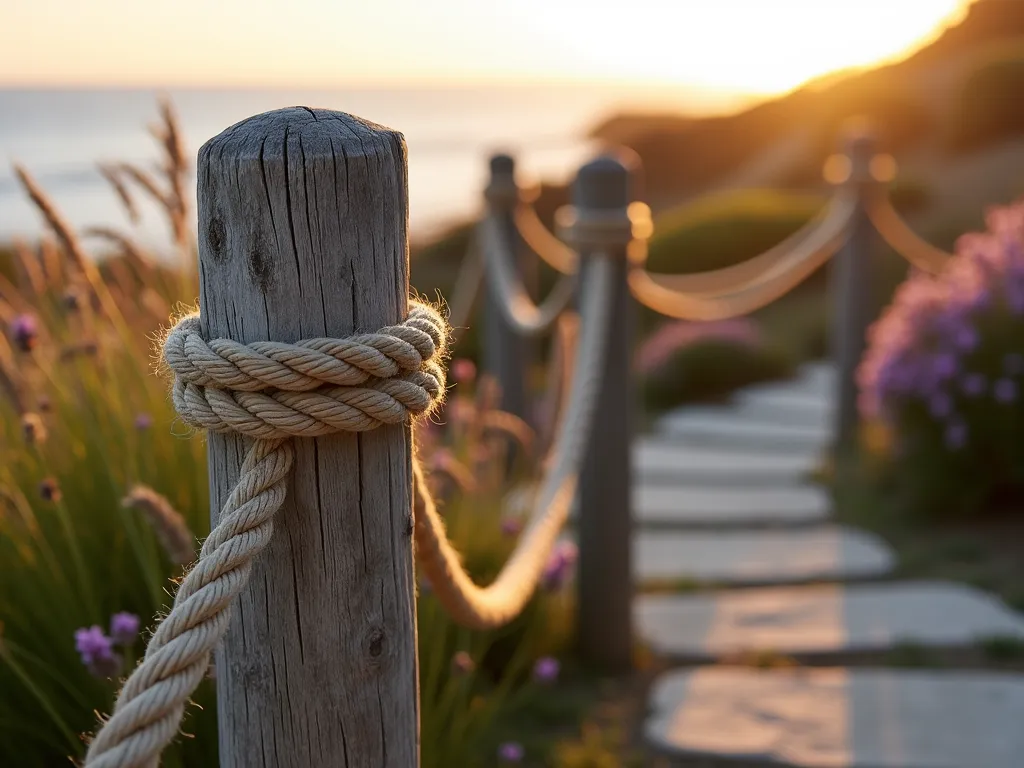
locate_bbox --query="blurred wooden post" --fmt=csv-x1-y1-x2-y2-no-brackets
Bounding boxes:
197,108,418,767
575,154,636,671
483,154,530,420
831,126,879,454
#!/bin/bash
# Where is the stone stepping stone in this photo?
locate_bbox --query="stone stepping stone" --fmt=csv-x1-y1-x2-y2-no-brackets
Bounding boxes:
635,438,822,485
634,526,893,586
637,581,1024,662
635,484,831,528
656,405,831,450
646,666,1024,768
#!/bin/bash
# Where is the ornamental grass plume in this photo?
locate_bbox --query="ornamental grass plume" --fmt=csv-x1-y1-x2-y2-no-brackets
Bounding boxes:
858,198,1024,517
122,484,196,565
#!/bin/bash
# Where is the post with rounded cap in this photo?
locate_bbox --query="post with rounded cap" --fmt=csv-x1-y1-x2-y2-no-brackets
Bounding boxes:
483,154,531,420
573,153,635,671
197,108,418,766
831,123,880,453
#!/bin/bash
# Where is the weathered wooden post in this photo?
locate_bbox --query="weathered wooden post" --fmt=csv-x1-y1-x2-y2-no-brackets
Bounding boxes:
574,154,636,671
831,125,880,454
483,154,530,420
198,109,418,766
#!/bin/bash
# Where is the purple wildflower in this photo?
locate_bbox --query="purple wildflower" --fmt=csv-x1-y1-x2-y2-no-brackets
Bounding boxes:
928,392,953,419
500,516,523,538
955,324,979,352
994,378,1018,404
10,313,38,352
498,742,524,763
532,656,560,684
542,541,578,591
945,420,968,452
451,358,476,385
75,626,122,678
451,651,475,677
110,612,140,646
961,373,987,398
134,413,153,431
932,352,958,380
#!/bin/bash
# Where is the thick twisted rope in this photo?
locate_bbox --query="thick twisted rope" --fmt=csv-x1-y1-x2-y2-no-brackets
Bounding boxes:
413,255,614,629
514,203,578,275
864,189,952,275
480,214,578,337
84,302,447,768
628,190,857,321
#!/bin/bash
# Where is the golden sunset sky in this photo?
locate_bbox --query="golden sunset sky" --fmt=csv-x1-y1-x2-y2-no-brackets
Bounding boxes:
0,0,971,96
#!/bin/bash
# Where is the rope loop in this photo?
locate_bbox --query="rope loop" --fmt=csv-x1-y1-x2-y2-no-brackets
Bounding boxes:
166,303,447,437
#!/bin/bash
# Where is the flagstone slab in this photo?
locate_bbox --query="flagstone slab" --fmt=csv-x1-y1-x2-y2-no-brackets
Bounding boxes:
635,484,831,527
634,439,823,484
633,526,893,586
637,581,1024,662
646,666,1024,768
656,406,832,449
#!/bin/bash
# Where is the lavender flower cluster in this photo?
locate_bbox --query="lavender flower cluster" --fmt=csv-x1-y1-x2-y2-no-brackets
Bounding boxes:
858,200,1024,456
74,612,140,678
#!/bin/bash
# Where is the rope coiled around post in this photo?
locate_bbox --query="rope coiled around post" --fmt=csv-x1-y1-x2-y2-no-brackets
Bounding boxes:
84,303,448,768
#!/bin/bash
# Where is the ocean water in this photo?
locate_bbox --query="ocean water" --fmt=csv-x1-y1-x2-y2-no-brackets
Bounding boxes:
0,84,712,250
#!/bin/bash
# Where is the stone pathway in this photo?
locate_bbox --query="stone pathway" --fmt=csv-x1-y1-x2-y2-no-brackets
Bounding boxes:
634,526,893,586
636,484,830,528
633,362,1024,767
635,439,822,485
638,581,1024,662
647,667,1024,768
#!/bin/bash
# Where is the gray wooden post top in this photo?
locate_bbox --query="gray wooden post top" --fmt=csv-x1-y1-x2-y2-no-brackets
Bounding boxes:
486,153,518,209
842,123,879,186
574,152,638,211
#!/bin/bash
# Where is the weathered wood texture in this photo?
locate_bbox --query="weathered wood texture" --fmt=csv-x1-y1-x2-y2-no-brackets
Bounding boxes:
831,130,878,452
482,154,530,420
197,108,418,767
575,155,635,671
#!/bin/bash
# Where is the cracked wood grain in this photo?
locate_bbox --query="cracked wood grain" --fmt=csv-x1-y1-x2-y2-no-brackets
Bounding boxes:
198,107,419,767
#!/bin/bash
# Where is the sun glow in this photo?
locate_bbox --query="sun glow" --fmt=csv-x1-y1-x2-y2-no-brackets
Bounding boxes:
523,0,971,94
0,0,973,94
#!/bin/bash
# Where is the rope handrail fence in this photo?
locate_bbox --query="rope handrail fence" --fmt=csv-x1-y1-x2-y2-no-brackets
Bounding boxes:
78,105,965,766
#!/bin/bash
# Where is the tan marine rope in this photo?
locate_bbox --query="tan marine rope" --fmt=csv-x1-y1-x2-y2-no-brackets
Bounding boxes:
639,196,840,297
514,203,578,275
628,190,857,320
84,303,448,768
413,256,614,628
863,189,953,275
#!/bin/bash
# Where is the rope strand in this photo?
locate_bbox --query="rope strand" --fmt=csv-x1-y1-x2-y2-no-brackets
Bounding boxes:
413,256,614,628
628,191,857,320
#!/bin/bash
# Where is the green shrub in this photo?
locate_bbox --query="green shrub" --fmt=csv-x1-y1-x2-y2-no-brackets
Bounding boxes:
638,320,796,412
950,52,1024,152
646,189,825,277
